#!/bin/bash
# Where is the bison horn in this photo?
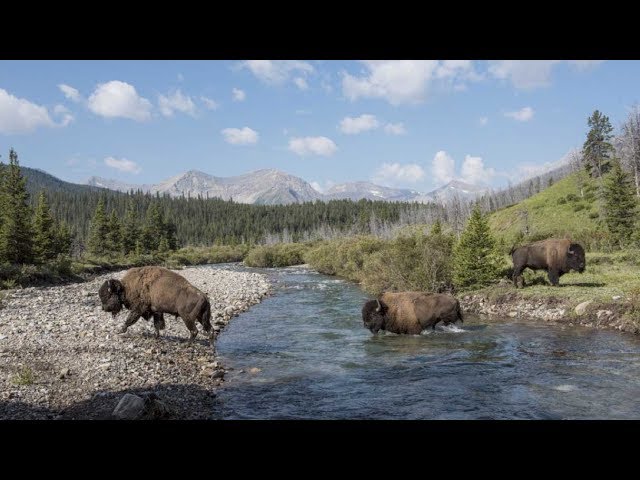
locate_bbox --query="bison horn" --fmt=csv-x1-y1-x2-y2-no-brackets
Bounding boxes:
376,299,381,312
568,249,574,254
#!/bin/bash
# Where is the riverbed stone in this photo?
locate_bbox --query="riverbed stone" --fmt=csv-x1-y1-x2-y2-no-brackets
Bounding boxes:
575,301,592,316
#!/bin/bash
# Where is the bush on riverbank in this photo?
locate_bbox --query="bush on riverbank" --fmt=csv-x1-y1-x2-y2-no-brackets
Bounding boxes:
304,231,456,295
243,243,309,267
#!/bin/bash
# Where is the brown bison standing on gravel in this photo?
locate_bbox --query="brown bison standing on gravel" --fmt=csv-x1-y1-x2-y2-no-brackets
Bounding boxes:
98,266,212,343
361,292,463,334
511,238,586,288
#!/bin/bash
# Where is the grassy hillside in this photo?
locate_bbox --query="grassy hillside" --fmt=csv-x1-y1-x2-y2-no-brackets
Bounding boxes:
489,171,606,250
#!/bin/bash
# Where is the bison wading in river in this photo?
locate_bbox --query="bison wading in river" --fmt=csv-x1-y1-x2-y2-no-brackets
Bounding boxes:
98,266,213,343
362,292,463,335
511,238,586,288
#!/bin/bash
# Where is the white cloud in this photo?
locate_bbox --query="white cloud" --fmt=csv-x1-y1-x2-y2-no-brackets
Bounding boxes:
200,96,219,110
0,88,69,134
232,88,246,102
293,77,308,90
432,150,456,184
435,60,483,81
479,116,488,126
505,106,534,122
240,60,314,85
514,149,575,181
384,122,406,135
372,162,425,185
339,114,380,134
104,156,141,174
568,60,605,71
158,89,196,117
343,60,438,105
461,155,495,184
221,127,259,145
288,136,337,156
342,60,482,105
53,104,74,127
488,60,561,89
58,84,82,103
87,81,152,121
488,60,604,89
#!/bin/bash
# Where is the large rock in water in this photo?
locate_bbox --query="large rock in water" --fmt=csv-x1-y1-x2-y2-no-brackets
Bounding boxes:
112,393,171,420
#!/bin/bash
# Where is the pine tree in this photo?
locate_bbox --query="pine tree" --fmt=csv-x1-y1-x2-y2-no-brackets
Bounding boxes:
107,210,123,255
122,200,140,255
431,219,443,235
0,149,34,264
141,203,164,252
87,197,109,257
583,110,614,178
32,191,57,263
54,222,72,256
452,205,503,290
157,236,170,255
0,156,5,237
602,158,638,247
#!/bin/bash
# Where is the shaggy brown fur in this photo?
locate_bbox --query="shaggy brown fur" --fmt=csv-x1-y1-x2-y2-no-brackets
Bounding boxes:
98,266,212,343
362,291,463,334
511,238,586,288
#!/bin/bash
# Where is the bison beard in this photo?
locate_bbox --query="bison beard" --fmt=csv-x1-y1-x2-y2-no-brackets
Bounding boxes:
98,267,213,344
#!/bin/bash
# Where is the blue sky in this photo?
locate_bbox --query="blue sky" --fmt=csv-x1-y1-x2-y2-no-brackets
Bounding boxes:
0,60,638,193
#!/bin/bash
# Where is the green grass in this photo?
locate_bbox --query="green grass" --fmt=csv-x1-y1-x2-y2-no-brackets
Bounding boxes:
489,172,607,250
12,366,35,386
471,250,640,304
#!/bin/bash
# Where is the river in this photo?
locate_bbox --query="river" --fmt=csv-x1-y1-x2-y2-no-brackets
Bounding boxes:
207,264,640,419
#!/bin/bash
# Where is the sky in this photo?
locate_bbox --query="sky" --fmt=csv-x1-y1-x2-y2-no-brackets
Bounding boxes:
0,60,639,194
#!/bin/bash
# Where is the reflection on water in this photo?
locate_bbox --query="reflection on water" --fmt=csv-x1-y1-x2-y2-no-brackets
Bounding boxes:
207,264,640,420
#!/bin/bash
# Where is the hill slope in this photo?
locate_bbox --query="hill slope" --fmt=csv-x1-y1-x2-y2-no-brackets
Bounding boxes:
488,171,602,249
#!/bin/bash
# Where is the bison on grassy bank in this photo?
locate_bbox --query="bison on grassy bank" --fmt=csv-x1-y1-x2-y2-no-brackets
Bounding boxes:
511,238,586,288
98,266,212,343
362,292,463,335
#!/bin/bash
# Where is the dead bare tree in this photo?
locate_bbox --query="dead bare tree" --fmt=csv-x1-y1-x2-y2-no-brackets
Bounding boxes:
619,103,640,197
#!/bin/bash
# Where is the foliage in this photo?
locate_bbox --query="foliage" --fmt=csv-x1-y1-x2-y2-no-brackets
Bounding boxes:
601,158,639,247
244,243,309,267
452,206,504,290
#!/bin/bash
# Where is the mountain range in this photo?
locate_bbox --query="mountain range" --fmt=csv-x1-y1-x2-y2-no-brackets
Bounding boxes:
86,169,489,205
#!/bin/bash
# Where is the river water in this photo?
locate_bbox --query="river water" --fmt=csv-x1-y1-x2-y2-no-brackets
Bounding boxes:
209,264,640,419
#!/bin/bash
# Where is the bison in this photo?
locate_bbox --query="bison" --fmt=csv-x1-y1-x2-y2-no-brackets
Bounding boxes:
361,292,463,335
511,238,585,288
98,266,213,343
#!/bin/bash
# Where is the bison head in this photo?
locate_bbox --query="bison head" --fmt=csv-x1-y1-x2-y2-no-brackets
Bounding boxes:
567,243,586,273
362,298,387,334
98,279,125,317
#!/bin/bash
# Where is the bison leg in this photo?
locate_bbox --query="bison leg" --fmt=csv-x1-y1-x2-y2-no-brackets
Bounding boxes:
513,266,525,288
548,270,560,286
153,313,165,338
119,311,141,334
182,318,199,343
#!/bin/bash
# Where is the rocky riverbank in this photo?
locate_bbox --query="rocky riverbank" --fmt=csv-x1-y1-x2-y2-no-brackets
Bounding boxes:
0,265,271,420
460,283,640,335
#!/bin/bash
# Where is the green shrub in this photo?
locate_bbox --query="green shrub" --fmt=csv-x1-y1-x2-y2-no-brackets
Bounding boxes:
573,203,586,212
12,366,35,386
566,193,579,202
557,197,567,205
244,243,309,268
